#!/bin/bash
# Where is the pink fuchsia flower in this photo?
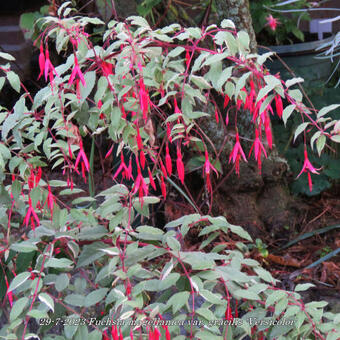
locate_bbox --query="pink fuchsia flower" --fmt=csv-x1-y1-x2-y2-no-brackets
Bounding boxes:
229,133,247,176
44,48,58,85
165,144,172,176
266,14,280,32
38,44,45,80
264,114,273,149
113,153,132,180
275,94,283,119
68,56,86,87
132,161,148,207
138,63,149,122
160,175,167,199
148,168,157,191
74,142,90,181
173,97,181,114
23,196,40,230
44,184,55,216
297,149,320,192
249,129,267,173
203,149,218,195
176,145,185,184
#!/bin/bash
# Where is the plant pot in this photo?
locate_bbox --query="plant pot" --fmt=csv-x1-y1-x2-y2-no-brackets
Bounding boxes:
259,35,335,86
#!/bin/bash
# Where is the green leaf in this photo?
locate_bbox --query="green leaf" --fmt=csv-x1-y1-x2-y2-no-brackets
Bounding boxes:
79,71,96,102
8,272,31,292
136,225,164,235
286,77,304,88
64,294,85,307
128,16,150,29
294,283,315,292
221,19,235,29
10,241,37,253
234,289,260,300
282,104,296,125
45,257,73,269
168,291,190,313
0,52,15,61
294,122,309,142
10,297,28,321
166,236,181,251
38,293,54,312
196,307,215,321
55,273,70,292
316,135,326,156
317,104,340,119
7,71,20,92
228,224,252,241
84,288,108,307
265,290,286,308
254,267,275,283
77,242,107,268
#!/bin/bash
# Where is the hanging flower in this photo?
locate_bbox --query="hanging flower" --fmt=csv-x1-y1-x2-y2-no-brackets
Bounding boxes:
44,48,58,85
132,162,148,207
148,168,157,190
102,61,113,77
113,153,132,180
225,304,234,322
69,56,86,87
297,149,320,192
174,97,181,114
23,196,40,230
110,325,119,340
138,63,149,122
275,94,283,119
214,106,219,123
229,133,247,176
264,114,273,149
203,149,218,195
223,94,230,108
159,159,167,179
160,175,167,199
74,141,90,181
45,184,55,216
165,144,172,176
266,14,280,31
38,44,45,80
249,128,267,173
176,146,185,184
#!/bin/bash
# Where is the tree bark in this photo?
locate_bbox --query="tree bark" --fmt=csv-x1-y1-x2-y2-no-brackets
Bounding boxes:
203,0,299,239
215,0,257,52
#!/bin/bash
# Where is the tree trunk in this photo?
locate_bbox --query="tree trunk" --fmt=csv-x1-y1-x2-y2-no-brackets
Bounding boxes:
204,0,300,240
215,0,257,52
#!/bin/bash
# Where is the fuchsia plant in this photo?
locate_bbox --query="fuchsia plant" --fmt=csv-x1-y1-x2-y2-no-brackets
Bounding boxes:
1,3,340,339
